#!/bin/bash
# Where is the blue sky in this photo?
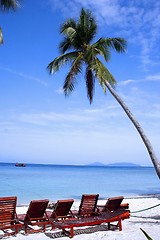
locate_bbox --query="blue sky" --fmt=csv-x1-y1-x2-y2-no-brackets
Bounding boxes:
0,0,160,166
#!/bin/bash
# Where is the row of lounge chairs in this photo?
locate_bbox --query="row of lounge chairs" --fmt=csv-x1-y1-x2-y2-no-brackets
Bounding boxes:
0,195,130,238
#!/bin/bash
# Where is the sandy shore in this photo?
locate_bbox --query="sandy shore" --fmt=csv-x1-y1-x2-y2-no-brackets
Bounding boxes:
1,195,160,240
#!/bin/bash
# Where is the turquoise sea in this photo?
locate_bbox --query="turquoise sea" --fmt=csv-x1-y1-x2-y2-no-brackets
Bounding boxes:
0,163,159,205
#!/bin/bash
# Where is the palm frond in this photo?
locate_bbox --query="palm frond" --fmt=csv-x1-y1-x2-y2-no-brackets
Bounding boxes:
87,14,97,42
63,53,83,96
62,27,76,41
93,58,116,92
86,67,95,103
93,38,111,61
63,73,75,96
77,8,97,44
47,51,79,74
140,228,153,240
60,19,76,34
59,8,97,53
105,38,127,53
60,20,82,51
0,0,20,11
60,19,78,50
83,44,94,62
59,37,72,54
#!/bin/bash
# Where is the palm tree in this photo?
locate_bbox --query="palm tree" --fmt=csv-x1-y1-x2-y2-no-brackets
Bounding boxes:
47,8,160,178
0,0,20,44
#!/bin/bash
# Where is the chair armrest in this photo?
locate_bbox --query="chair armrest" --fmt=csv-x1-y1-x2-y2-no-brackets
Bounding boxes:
120,203,129,209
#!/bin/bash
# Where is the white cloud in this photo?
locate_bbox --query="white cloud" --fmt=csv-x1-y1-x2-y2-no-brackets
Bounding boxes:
55,87,64,94
118,79,135,86
0,116,159,165
1,100,159,165
146,74,160,81
9,107,122,130
0,66,48,86
119,73,160,86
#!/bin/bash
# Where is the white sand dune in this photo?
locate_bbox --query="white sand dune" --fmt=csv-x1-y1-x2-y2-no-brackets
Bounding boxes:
1,195,160,240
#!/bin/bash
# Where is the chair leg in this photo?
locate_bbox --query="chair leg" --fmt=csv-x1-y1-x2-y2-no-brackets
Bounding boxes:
15,226,19,234
43,223,46,232
108,222,111,230
70,227,74,238
24,224,28,234
118,219,122,231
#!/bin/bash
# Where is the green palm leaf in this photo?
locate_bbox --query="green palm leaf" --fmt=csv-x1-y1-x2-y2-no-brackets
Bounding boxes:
86,67,95,103
63,52,83,96
105,38,127,53
140,228,153,240
93,58,116,92
47,51,80,74
60,19,77,34
0,0,20,11
0,0,20,44
77,8,97,44
93,38,111,61
59,37,72,54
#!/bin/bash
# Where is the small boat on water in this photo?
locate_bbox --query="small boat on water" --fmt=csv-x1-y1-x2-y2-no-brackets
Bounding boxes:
15,163,26,167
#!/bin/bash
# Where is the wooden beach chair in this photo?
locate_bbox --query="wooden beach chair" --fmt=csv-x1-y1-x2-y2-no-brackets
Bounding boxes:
47,199,74,221
18,199,50,234
96,196,130,230
0,196,23,236
53,208,130,238
73,194,99,217
97,196,128,213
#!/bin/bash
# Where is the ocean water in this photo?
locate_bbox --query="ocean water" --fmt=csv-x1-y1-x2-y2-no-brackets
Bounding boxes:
0,163,159,205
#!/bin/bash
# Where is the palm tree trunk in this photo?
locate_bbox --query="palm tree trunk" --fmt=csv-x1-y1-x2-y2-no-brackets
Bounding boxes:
105,81,160,179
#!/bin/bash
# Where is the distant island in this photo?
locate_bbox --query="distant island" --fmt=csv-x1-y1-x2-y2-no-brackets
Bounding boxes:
107,162,141,167
87,162,141,167
86,162,105,166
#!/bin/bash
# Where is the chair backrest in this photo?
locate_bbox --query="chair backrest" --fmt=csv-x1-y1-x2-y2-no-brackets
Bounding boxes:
102,196,124,212
78,194,99,216
51,199,74,219
25,199,49,221
0,196,17,226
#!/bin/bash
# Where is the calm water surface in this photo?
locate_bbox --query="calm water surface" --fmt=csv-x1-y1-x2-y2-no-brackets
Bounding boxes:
0,163,159,205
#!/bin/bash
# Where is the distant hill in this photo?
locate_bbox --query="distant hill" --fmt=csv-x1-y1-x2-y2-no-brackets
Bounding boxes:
86,162,141,167
106,162,141,167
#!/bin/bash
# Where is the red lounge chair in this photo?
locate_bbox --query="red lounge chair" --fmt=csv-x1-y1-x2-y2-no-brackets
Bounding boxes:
53,208,130,238
18,199,50,234
47,199,74,221
97,196,129,212
72,194,99,217
0,196,23,236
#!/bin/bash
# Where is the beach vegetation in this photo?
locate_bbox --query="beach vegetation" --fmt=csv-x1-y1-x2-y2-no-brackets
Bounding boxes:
0,0,20,44
47,8,160,178
140,228,153,240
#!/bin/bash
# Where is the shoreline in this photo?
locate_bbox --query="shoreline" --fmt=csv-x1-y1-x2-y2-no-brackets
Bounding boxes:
16,193,160,207
2,195,159,240
124,193,160,199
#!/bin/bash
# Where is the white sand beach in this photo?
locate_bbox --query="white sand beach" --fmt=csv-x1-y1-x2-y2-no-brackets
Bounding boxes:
1,195,160,240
